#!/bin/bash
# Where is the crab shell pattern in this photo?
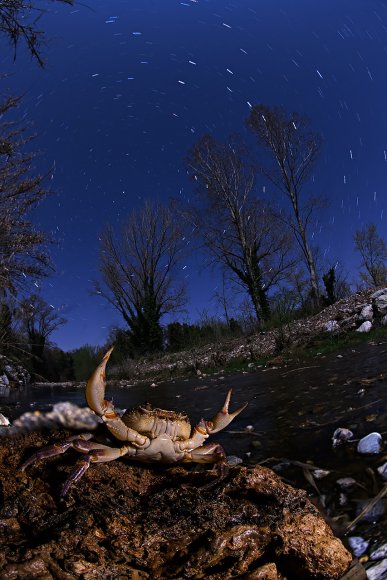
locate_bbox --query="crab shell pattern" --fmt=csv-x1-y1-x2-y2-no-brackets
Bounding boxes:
21,347,247,496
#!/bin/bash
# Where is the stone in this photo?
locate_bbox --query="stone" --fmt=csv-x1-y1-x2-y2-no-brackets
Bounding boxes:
377,462,387,481
357,432,383,454
313,469,331,479
0,413,10,426
348,536,369,558
0,355,30,387
365,558,387,580
381,314,387,326
356,321,372,333
0,431,353,579
355,498,386,523
372,288,387,316
360,304,373,320
336,477,357,491
332,427,354,447
370,543,387,560
325,320,340,332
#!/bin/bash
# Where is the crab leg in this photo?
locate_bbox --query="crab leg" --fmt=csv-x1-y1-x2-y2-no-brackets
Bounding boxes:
184,443,229,487
86,348,150,447
175,389,247,452
20,434,94,471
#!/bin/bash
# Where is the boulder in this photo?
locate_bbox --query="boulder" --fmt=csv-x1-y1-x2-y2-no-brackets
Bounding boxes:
360,304,373,320
0,430,352,579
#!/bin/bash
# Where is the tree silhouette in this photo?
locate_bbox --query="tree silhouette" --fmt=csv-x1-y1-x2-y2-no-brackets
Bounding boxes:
354,223,387,287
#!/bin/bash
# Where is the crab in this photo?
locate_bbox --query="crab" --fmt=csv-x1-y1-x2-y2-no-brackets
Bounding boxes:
21,348,247,496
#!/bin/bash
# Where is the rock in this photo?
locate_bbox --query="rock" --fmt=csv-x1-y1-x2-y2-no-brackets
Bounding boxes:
372,287,387,316
360,304,373,320
348,536,369,557
332,427,354,447
2,402,100,435
357,432,383,454
356,321,372,333
226,455,243,466
336,477,357,491
0,432,353,579
0,413,10,426
325,320,340,332
377,462,387,481
313,469,331,479
381,314,387,326
0,373,9,387
355,498,386,523
370,543,387,560
365,558,387,580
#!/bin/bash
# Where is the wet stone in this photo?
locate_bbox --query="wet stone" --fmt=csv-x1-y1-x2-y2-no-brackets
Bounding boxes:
348,536,369,558
332,427,354,447
365,558,387,580
377,462,387,481
357,432,383,454
370,543,387,561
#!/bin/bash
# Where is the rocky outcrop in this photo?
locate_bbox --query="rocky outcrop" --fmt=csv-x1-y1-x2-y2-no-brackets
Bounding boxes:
0,430,352,579
0,354,30,390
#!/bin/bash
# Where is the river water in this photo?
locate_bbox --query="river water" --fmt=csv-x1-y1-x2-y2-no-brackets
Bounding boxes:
1,340,386,472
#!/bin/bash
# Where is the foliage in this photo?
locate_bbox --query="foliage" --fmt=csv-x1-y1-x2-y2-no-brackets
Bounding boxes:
247,104,323,304
354,223,387,288
0,0,73,66
71,344,101,381
187,134,296,322
97,200,186,356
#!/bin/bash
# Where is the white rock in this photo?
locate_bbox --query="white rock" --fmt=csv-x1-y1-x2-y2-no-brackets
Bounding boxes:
325,320,339,332
366,558,387,580
0,413,10,426
360,304,373,320
357,432,383,454
356,320,372,333
377,462,387,481
0,373,9,386
371,288,387,300
313,469,330,479
371,543,387,561
372,289,387,316
348,536,369,557
382,314,387,326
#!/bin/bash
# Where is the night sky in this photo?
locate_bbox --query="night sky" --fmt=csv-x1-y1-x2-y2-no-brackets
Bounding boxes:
1,0,387,351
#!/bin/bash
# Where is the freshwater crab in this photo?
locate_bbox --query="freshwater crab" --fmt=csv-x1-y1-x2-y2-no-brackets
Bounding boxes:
21,348,247,496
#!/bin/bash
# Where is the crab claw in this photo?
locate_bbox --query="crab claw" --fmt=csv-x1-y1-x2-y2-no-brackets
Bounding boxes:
206,388,248,434
86,347,114,416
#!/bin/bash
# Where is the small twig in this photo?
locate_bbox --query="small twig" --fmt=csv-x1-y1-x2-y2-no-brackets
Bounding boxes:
280,365,320,377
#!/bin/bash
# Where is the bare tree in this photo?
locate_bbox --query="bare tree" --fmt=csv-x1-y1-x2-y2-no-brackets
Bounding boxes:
247,104,322,305
0,0,73,66
97,201,186,354
354,223,387,287
187,135,297,322
0,94,51,295
17,293,66,373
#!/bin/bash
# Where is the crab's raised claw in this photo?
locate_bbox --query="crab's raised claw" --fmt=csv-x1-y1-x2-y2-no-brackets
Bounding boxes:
86,346,114,416
207,388,248,434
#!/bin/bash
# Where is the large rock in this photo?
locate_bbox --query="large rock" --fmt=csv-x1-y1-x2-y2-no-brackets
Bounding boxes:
371,288,387,316
0,431,352,579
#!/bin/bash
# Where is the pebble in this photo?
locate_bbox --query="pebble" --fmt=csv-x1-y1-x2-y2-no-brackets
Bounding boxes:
365,558,387,580
336,477,357,491
348,536,369,557
226,455,243,467
356,499,386,523
370,543,387,561
377,462,387,481
313,469,330,479
0,413,10,426
244,425,254,432
332,427,354,447
325,320,339,332
357,432,383,454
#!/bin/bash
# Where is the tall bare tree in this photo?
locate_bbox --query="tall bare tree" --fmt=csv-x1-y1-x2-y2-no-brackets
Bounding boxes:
0,94,50,295
354,223,387,287
97,201,186,354
187,135,296,322
247,104,322,305
0,0,73,66
17,293,66,374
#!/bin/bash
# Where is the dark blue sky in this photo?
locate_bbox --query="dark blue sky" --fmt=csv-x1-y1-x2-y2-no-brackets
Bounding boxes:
1,0,387,350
